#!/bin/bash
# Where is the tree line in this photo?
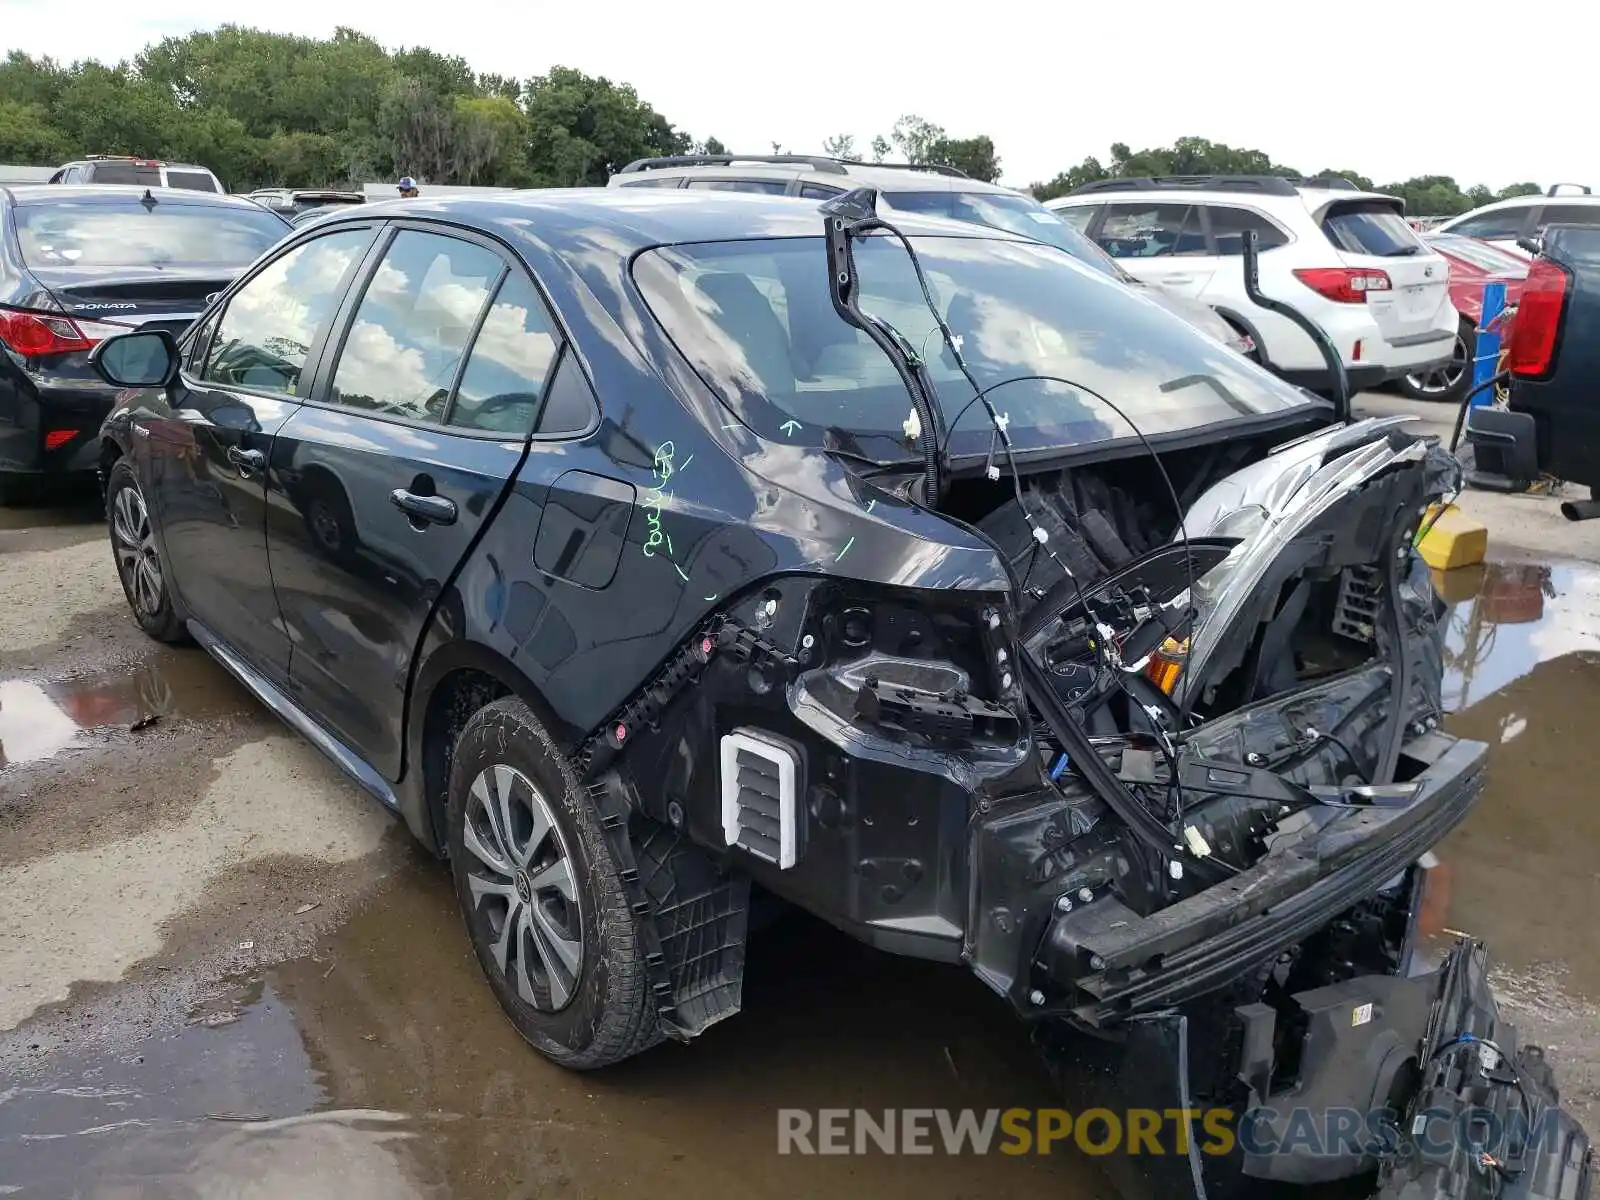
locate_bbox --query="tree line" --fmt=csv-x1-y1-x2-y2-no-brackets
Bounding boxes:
0,29,1551,215
0,27,703,190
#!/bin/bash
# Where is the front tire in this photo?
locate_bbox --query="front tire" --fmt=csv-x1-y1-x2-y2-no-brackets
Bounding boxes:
447,698,662,1069
1397,317,1473,403
106,459,186,643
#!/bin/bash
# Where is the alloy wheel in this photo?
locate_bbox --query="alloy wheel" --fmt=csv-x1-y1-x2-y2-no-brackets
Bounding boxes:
111,483,164,618
460,764,584,1011
1403,332,1469,398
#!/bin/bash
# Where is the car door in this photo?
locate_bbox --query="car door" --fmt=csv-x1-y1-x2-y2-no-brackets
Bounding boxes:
266,224,561,779
146,225,379,683
1089,201,1217,299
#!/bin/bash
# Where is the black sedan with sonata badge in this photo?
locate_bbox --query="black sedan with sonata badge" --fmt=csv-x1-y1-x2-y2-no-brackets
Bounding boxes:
0,184,289,499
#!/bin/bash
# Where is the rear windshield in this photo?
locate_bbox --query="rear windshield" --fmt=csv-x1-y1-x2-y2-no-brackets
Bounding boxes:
15,198,288,269
165,169,220,192
883,190,1136,283
1321,201,1423,257
633,234,1314,458
87,163,163,186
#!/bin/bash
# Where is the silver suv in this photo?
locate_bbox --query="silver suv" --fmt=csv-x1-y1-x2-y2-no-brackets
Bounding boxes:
49,155,223,193
607,154,1252,355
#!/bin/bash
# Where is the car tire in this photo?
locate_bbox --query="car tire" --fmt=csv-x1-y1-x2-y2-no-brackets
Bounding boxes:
1397,317,1474,403
106,459,186,643
447,697,663,1070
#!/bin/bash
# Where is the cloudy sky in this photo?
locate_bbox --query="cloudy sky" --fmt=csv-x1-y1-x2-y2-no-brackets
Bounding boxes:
0,0,1575,191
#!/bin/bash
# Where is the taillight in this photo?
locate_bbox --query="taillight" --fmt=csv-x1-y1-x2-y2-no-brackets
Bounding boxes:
1507,257,1570,378
0,307,128,357
1293,267,1393,304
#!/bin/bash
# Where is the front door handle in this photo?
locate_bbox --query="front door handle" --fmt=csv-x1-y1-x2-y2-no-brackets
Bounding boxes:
226,446,265,475
390,489,457,526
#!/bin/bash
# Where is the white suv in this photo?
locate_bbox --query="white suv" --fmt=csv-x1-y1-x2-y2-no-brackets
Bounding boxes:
1047,176,1459,395
1434,184,1600,259
607,154,1253,354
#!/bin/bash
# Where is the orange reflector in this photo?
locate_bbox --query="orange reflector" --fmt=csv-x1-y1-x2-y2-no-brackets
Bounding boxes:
44,429,78,450
1415,853,1452,938
1144,636,1189,694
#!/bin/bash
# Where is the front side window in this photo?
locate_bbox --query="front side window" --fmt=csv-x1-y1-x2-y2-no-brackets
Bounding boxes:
449,273,562,434
634,234,1314,459
1095,203,1198,258
201,228,375,394
1053,204,1097,232
327,230,504,423
1448,207,1532,240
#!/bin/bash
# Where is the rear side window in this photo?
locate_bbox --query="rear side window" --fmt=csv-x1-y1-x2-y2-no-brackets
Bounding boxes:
202,228,375,394
1449,208,1531,239
1095,203,1200,257
14,198,289,269
1206,205,1289,255
1054,205,1097,231
616,177,682,188
449,273,562,435
685,178,790,194
87,163,163,186
166,170,220,193
799,183,844,200
328,230,504,423
1538,204,1600,228
1321,202,1423,257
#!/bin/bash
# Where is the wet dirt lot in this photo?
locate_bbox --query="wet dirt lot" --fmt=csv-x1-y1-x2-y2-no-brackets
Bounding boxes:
2,471,1599,1199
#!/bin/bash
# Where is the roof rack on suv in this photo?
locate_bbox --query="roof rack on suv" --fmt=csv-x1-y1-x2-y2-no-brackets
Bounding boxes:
1546,183,1592,196
619,154,851,175
1069,174,1362,197
616,153,970,179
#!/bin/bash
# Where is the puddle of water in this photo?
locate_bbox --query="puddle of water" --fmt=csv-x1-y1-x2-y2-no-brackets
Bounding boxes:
0,653,252,768
1437,558,1600,712
0,864,1101,1199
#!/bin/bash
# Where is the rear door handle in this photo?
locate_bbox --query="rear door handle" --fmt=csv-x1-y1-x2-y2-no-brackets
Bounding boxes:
226,446,265,475
390,489,457,526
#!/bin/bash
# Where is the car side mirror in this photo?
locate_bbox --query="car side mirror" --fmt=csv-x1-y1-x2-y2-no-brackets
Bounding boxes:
89,329,180,388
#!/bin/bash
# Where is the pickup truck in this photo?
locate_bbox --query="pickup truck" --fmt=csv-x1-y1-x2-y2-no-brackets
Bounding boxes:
1467,223,1600,518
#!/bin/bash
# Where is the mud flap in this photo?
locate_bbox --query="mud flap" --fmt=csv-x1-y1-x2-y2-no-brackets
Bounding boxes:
589,778,750,1041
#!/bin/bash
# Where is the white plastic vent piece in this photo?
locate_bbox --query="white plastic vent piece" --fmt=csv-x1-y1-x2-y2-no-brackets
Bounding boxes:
720,729,797,869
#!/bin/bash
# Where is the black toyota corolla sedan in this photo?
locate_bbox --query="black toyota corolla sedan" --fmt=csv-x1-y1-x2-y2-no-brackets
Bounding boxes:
88,190,1588,1199
0,184,289,500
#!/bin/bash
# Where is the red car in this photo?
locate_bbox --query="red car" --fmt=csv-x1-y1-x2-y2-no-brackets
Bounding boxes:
1398,233,1528,402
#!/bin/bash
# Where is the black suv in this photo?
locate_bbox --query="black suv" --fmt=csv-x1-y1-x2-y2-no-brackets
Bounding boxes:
89,189,1588,1198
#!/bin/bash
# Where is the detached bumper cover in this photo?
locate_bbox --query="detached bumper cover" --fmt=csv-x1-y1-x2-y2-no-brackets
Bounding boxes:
1039,733,1487,1025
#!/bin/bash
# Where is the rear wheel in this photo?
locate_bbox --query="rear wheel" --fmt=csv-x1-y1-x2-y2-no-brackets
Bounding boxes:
447,697,662,1069
106,459,186,643
1397,318,1473,403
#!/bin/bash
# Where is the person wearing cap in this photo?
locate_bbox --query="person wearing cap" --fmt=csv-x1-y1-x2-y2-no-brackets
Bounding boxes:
397,177,420,198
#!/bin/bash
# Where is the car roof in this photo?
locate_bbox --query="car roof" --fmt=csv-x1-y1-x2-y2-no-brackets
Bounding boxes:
2,184,281,213
610,158,1012,196
66,157,211,170
1050,183,1401,210
318,187,1025,252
